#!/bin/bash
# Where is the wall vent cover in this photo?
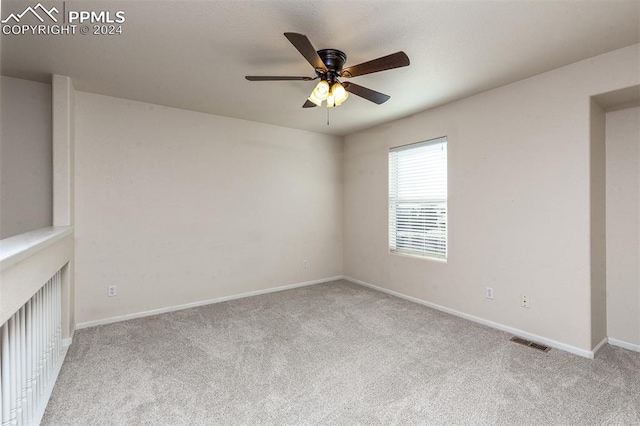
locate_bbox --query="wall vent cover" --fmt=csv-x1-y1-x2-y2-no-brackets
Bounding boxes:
510,336,551,352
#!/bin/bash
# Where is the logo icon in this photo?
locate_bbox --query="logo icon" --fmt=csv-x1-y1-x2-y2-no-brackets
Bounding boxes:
1,3,59,24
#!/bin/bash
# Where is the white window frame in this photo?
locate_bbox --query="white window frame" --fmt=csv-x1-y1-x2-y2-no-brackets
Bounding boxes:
388,136,448,261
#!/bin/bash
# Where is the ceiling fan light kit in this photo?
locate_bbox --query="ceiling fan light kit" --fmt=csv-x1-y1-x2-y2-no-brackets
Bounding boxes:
245,33,410,110
308,80,349,107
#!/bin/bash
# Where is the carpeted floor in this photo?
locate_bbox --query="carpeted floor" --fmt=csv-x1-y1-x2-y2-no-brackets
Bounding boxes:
43,280,640,425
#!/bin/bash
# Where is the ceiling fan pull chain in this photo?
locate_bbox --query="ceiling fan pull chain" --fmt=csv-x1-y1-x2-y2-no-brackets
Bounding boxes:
327,107,330,126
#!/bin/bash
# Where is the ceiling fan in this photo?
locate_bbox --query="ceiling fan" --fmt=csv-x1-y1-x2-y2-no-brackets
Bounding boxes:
245,33,410,108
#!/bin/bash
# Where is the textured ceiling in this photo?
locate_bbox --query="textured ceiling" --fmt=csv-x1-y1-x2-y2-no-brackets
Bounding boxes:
1,0,639,135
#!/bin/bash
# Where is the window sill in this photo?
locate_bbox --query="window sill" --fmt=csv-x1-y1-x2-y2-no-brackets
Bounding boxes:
389,249,447,263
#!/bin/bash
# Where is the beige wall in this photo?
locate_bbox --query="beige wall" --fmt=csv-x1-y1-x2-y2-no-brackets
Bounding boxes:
0,76,52,238
343,45,639,352
590,99,607,348
606,106,640,347
74,92,343,324
52,75,77,338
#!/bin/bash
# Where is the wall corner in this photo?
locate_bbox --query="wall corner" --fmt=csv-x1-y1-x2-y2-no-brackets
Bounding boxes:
52,74,76,338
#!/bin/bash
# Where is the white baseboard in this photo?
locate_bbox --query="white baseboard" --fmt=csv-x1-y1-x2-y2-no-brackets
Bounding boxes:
608,337,640,353
75,276,345,330
33,344,69,425
62,328,75,347
592,336,608,356
344,276,595,359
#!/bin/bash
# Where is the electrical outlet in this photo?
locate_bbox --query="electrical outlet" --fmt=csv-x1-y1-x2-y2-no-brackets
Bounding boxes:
303,260,308,269
486,287,494,299
108,285,117,297
521,295,530,308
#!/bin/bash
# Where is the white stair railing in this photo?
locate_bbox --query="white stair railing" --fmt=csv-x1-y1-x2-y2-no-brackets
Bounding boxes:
0,269,62,426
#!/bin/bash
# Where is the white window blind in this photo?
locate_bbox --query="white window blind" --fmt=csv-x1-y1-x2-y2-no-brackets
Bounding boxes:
389,137,447,260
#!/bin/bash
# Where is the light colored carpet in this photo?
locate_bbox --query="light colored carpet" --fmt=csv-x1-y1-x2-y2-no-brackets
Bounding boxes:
43,280,640,425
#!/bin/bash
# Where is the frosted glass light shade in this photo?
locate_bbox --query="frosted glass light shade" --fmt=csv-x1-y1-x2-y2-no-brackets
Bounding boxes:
332,82,348,103
307,90,323,106
313,80,330,101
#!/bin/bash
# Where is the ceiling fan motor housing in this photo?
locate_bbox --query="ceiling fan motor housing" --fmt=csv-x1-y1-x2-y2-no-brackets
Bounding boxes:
317,49,347,80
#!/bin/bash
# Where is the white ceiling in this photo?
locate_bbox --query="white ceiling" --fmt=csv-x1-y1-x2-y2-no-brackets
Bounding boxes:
2,0,639,136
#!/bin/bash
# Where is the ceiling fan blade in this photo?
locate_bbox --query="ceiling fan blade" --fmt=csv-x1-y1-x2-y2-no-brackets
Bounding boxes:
302,100,317,108
341,52,410,78
284,33,327,71
245,76,314,81
342,82,391,104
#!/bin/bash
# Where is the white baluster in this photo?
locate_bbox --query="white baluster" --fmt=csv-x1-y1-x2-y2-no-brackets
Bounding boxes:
2,324,9,426
16,311,24,426
24,302,32,423
9,316,17,425
37,288,44,398
57,272,62,357
31,295,36,407
42,282,49,387
18,308,26,425
47,279,53,381
0,325,3,424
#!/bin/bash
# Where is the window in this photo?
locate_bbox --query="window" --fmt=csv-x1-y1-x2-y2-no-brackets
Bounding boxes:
389,137,447,260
